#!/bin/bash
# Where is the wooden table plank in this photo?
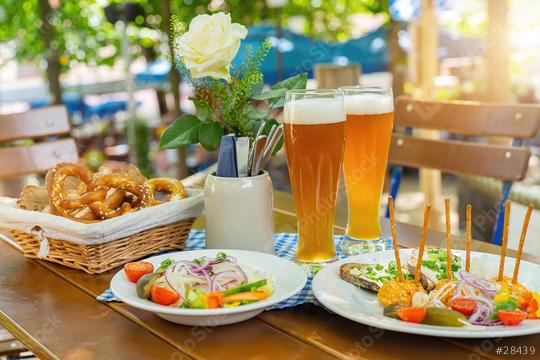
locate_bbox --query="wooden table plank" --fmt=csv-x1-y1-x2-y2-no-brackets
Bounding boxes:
2,190,539,360
258,305,477,360
0,241,189,360
19,248,334,359
271,191,540,360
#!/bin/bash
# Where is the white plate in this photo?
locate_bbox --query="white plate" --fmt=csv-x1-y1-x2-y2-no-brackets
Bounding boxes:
111,249,307,326
312,249,540,338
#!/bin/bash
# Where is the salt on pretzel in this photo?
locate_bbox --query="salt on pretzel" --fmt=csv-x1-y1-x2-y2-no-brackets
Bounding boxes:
61,188,107,209
89,174,154,208
148,178,186,204
48,163,98,223
88,189,130,220
70,207,99,221
89,201,132,220
46,162,89,194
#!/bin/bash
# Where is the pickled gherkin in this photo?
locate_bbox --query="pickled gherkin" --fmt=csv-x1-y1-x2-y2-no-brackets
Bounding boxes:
383,304,405,320
422,308,467,327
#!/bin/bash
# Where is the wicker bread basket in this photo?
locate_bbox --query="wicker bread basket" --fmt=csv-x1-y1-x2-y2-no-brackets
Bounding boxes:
0,189,203,274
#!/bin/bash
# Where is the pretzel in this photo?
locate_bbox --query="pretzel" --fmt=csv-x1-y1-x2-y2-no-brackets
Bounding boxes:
415,204,431,284
117,164,148,185
89,201,132,220
89,174,154,208
46,162,90,194
70,207,99,221
388,196,403,282
148,178,186,204
512,203,533,284
61,188,107,209
88,189,130,220
444,198,452,280
497,200,511,282
48,163,97,222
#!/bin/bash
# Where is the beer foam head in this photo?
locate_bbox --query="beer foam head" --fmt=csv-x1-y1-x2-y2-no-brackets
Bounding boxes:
284,98,345,124
344,94,394,115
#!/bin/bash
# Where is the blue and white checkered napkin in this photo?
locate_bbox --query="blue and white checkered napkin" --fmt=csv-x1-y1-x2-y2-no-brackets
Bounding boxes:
97,230,393,310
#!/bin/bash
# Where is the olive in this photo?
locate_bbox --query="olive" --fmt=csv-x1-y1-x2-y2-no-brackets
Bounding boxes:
422,308,467,327
136,273,159,299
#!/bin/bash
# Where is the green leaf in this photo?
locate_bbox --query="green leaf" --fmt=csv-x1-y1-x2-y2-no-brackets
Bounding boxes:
198,121,223,151
252,88,287,101
191,98,211,121
272,135,284,155
271,72,308,91
250,78,264,96
263,118,279,135
159,115,202,149
269,73,308,109
244,105,267,120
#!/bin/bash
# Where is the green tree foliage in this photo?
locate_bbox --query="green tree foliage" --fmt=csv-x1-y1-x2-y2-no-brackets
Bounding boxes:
0,0,120,70
0,0,389,71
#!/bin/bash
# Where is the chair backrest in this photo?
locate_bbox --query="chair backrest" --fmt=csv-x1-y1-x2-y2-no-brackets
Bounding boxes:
0,106,78,180
314,64,361,89
389,97,540,181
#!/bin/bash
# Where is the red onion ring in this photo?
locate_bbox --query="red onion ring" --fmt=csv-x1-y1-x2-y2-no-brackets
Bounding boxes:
459,271,498,297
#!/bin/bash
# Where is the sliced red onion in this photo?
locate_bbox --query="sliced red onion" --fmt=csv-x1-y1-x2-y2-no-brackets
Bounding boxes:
195,266,212,293
430,298,446,308
466,295,495,312
469,320,503,326
468,304,489,323
233,264,248,284
164,264,186,304
459,271,498,297
210,270,238,292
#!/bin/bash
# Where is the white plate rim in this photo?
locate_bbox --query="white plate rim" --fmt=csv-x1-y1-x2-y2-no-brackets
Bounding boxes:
111,249,307,316
312,249,540,338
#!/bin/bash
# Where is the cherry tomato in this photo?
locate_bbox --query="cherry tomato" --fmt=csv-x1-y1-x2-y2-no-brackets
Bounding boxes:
449,298,477,316
151,286,180,306
527,298,539,319
497,310,527,326
206,296,221,309
396,307,427,323
124,261,154,283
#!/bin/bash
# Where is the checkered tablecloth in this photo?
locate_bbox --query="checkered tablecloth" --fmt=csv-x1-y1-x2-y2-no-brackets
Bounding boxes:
97,230,393,310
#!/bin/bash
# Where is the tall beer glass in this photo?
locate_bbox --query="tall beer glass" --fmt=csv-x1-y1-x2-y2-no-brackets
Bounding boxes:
339,86,394,254
284,90,346,263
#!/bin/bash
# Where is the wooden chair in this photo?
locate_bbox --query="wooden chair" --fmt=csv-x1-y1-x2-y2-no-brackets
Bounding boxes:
0,106,78,196
314,64,361,89
0,106,77,356
388,97,540,244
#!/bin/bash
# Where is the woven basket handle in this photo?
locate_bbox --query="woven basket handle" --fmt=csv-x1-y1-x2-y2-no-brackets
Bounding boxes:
30,225,49,258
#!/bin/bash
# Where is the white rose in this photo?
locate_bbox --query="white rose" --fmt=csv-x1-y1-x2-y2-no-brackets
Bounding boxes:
177,12,247,81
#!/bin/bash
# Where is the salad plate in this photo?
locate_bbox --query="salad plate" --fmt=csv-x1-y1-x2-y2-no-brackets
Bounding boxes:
312,249,540,338
111,249,307,326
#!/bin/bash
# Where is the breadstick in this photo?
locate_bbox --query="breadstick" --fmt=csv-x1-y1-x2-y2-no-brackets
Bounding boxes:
414,204,431,284
512,203,533,284
466,204,472,272
498,200,511,282
388,196,403,282
445,198,452,280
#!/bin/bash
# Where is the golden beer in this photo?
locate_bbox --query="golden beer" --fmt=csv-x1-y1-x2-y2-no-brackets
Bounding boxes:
284,91,346,263
340,87,394,253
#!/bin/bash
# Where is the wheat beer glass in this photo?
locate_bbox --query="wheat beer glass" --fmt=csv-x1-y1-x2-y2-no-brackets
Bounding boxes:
284,90,346,263
339,86,394,254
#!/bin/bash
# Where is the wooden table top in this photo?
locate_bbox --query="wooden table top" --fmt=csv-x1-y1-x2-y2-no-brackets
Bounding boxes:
1,191,539,360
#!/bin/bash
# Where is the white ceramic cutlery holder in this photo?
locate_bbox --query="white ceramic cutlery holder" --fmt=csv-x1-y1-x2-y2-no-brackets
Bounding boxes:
204,171,275,254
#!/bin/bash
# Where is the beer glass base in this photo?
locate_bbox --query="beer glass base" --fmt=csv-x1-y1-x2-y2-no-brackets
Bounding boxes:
294,256,338,275
340,236,389,255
